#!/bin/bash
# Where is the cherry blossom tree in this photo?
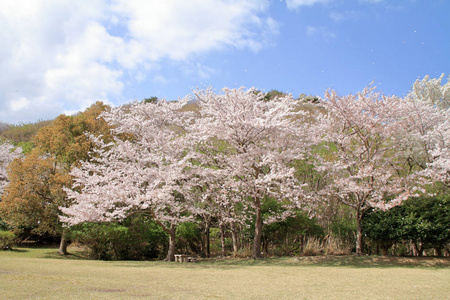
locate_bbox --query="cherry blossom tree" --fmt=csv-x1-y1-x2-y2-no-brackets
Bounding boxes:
396,74,450,187
0,141,22,198
61,98,198,261
410,74,450,110
426,119,450,186
316,87,418,256
190,166,250,257
191,88,315,259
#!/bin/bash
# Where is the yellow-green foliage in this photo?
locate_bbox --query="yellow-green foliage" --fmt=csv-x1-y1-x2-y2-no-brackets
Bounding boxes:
0,231,17,249
0,120,53,145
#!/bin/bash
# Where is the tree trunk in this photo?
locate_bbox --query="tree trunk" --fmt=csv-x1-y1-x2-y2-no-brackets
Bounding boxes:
200,230,206,258
411,241,419,256
166,225,176,261
205,218,210,258
220,222,226,258
231,222,239,257
355,211,363,256
412,241,424,257
417,243,424,257
58,229,69,255
252,198,263,259
201,216,211,258
263,236,269,255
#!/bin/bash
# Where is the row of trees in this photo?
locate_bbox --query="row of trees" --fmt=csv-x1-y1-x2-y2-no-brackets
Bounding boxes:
1,75,449,260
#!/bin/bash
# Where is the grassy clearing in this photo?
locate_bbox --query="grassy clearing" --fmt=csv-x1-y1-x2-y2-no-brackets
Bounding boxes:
1,246,449,299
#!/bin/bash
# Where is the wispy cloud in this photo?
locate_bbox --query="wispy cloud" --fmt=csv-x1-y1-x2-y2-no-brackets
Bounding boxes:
182,62,216,81
306,26,337,40
329,10,361,22
359,0,383,3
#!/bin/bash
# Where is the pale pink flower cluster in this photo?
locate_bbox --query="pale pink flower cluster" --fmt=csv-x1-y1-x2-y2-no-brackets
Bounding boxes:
0,141,22,197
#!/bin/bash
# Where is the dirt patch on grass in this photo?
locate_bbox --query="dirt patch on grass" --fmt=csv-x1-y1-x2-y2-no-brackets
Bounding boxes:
87,287,127,293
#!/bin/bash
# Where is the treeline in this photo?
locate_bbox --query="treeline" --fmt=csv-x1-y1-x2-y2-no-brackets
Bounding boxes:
0,78,449,260
0,120,53,153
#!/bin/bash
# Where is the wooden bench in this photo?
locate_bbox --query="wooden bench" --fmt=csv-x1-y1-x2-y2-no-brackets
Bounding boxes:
174,254,197,262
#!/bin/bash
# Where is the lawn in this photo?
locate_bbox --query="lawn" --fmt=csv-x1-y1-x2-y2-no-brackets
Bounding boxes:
1,246,449,299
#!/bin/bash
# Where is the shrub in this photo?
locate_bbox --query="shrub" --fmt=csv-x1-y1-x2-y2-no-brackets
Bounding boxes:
0,231,17,250
302,237,323,256
70,216,168,260
262,208,324,256
362,195,450,256
328,214,356,248
401,196,450,256
361,206,402,255
176,222,202,254
300,235,352,256
323,235,352,255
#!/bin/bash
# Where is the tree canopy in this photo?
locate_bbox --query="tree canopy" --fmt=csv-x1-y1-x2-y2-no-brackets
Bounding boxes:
0,75,448,259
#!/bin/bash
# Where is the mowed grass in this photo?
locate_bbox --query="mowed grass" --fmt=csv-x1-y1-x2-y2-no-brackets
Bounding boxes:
0,246,449,299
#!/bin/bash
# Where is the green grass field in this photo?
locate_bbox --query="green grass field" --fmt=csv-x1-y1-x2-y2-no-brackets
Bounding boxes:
1,246,449,299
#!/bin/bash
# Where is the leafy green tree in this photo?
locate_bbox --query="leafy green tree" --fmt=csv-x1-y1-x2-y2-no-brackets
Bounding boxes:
143,96,158,104
263,89,286,101
70,216,168,260
33,102,112,170
362,196,450,256
0,102,113,255
400,196,450,256
361,207,402,255
176,222,203,255
0,151,71,240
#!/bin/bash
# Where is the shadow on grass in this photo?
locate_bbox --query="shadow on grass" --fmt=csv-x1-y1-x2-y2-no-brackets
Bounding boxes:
189,255,450,269
6,246,449,270
4,248,29,253
42,248,90,260
114,255,450,270
42,253,87,260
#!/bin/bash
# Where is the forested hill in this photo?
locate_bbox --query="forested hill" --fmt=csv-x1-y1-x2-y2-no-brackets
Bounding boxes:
0,120,54,152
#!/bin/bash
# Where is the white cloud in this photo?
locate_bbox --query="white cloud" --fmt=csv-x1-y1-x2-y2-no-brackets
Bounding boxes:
112,0,274,57
285,0,330,10
0,0,276,124
10,98,29,112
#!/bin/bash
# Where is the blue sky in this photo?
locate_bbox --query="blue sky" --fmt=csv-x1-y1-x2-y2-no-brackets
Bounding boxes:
0,0,449,124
